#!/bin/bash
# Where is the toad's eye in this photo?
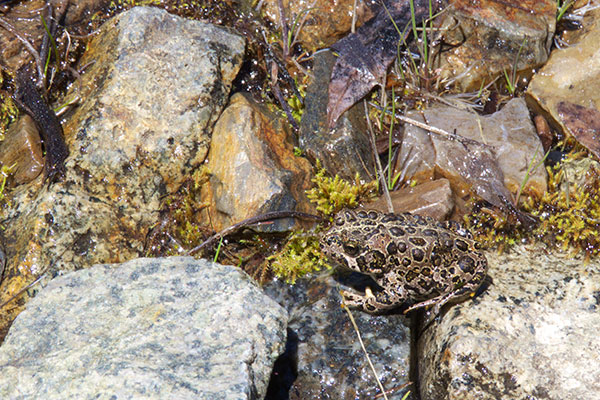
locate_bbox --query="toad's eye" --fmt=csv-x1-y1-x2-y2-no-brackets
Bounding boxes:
343,241,361,256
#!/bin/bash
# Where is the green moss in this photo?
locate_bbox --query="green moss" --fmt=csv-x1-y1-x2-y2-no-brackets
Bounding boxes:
285,81,306,123
0,72,18,141
523,159,600,260
466,150,600,260
267,232,331,284
267,162,377,282
464,201,524,253
306,161,378,216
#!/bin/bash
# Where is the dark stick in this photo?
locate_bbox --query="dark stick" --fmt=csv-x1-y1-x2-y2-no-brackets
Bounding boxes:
185,211,322,256
14,69,69,183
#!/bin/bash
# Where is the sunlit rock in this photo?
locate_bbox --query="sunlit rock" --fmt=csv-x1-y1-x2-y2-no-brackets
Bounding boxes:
419,245,600,399
436,0,556,91
201,92,315,232
0,258,287,399
261,0,375,53
527,6,600,147
395,98,547,205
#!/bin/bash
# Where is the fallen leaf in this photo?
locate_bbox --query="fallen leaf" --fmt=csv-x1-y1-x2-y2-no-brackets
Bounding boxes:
327,0,441,128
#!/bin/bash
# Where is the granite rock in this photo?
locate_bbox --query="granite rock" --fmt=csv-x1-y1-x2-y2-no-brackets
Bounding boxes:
0,257,288,400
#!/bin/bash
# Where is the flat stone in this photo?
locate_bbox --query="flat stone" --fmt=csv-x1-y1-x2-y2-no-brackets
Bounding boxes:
437,0,556,91
366,179,454,221
0,257,288,399
201,93,315,232
527,6,600,140
418,245,600,399
396,98,547,203
0,6,244,340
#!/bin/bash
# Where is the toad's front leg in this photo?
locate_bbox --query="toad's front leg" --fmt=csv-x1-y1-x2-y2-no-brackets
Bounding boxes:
341,286,407,313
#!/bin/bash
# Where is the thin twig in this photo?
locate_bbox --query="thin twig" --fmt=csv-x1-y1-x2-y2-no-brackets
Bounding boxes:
369,101,493,149
276,0,289,57
0,245,71,309
65,27,102,40
0,273,46,309
185,211,322,256
364,100,394,213
288,3,315,52
343,304,390,400
351,0,358,33
270,62,300,131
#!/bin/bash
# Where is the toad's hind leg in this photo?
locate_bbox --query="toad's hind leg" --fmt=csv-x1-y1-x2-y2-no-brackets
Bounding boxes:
403,280,481,316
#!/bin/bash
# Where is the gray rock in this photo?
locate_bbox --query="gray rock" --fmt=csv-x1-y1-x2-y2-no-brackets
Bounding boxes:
0,257,288,400
0,6,244,331
396,98,547,205
418,245,600,400
299,49,375,182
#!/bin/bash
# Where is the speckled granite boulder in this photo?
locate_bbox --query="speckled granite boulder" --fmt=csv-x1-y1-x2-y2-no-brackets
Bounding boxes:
0,257,287,399
418,245,600,400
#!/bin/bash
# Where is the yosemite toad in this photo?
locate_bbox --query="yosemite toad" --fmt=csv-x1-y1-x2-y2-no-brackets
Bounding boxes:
320,209,488,315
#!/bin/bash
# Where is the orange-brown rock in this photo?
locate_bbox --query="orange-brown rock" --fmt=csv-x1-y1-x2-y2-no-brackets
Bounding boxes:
261,0,375,53
201,93,315,232
436,0,556,91
0,115,44,185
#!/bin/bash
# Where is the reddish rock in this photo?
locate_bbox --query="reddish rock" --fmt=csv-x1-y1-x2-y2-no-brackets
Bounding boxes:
0,115,44,185
436,0,556,91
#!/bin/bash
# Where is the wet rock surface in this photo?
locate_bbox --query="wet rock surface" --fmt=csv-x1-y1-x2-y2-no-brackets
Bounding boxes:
0,257,288,399
261,0,375,52
437,0,556,90
0,6,244,337
0,0,109,73
0,115,44,185
201,92,315,233
299,50,376,182
418,245,600,400
527,5,600,142
264,274,412,399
